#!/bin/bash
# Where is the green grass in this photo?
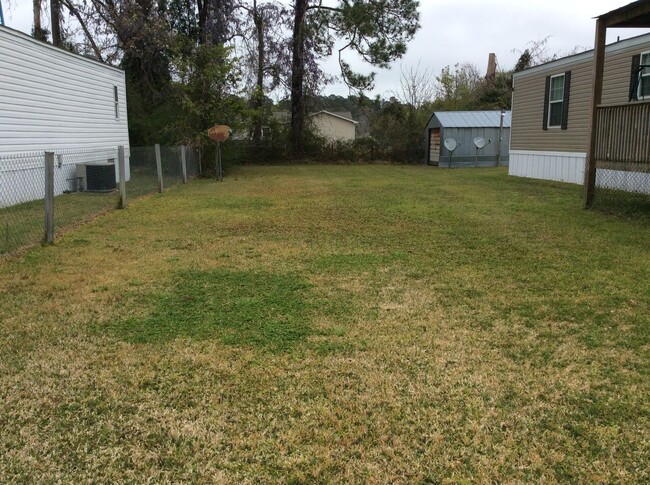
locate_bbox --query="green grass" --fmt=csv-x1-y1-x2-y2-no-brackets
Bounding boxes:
103,269,315,349
0,165,648,483
0,191,118,254
0,170,180,255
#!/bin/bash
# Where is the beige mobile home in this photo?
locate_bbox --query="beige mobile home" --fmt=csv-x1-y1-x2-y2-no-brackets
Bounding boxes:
509,32,650,192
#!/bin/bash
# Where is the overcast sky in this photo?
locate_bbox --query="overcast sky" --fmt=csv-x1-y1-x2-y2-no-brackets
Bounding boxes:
2,0,649,97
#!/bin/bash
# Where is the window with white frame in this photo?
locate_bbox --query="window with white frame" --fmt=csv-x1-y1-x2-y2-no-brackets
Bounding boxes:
640,51,650,99
114,86,119,119
548,74,565,127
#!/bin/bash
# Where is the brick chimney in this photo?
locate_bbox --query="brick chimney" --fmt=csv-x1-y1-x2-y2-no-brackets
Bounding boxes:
486,53,497,83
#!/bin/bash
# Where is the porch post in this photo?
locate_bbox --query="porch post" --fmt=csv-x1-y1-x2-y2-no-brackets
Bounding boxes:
583,18,607,208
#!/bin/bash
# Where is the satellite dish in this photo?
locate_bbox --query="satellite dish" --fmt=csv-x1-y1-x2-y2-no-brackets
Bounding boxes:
444,138,458,152
473,137,486,149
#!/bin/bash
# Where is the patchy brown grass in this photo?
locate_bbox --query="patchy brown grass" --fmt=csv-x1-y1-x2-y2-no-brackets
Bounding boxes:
0,165,648,483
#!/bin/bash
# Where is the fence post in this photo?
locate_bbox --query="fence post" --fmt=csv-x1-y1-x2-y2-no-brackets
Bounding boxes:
215,142,223,181
44,151,55,244
198,148,203,176
180,145,188,183
118,145,127,208
155,143,164,193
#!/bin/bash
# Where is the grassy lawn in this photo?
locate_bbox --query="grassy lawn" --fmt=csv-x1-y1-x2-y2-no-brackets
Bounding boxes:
0,170,173,255
0,192,118,255
0,165,648,482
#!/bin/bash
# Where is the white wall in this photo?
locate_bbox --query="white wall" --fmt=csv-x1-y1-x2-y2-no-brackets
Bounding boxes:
509,150,650,194
509,150,586,184
0,26,130,204
0,26,130,153
310,113,356,141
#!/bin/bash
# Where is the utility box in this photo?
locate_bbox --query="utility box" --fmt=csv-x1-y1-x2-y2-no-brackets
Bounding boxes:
76,161,116,192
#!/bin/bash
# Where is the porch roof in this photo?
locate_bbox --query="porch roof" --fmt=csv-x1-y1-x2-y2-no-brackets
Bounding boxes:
597,0,650,28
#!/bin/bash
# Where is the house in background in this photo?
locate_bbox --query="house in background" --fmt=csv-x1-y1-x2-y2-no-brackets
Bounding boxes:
308,111,358,142
424,111,511,167
509,29,650,193
0,25,130,206
268,110,358,142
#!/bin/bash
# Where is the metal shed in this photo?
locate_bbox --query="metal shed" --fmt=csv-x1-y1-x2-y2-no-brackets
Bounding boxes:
424,111,512,167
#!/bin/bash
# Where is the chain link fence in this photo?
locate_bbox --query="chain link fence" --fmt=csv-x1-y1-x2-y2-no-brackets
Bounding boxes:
1,145,201,256
593,163,650,217
590,103,650,217
0,151,48,255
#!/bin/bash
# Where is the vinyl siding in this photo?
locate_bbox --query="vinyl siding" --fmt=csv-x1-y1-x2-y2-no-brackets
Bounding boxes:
600,46,644,105
310,113,356,141
0,26,129,154
509,150,585,184
511,59,591,152
510,35,650,153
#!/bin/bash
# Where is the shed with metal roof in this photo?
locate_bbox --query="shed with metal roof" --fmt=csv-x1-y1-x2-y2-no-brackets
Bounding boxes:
424,110,511,167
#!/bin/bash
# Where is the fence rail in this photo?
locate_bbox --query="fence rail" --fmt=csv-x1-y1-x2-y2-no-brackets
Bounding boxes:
1,144,201,256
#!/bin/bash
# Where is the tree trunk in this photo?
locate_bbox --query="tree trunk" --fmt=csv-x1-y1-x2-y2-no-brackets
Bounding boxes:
197,0,208,45
251,0,265,146
210,0,228,46
290,0,308,157
33,0,47,40
50,0,62,46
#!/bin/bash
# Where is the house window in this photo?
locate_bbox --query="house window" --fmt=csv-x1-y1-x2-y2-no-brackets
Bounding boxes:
113,86,119,119
548,74,565,127
639,51,650,99
543,71,571,130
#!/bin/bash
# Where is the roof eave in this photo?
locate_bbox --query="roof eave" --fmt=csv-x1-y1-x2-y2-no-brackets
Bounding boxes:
597,0,650,28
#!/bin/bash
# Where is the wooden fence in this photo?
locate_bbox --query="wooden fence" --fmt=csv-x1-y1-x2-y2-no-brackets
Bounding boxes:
595,101,650,172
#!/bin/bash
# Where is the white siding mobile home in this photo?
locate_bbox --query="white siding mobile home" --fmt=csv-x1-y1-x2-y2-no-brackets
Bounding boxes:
0,26,130,206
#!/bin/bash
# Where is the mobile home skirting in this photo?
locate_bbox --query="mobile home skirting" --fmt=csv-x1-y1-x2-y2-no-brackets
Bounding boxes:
509,150,650,193
508,150,586,184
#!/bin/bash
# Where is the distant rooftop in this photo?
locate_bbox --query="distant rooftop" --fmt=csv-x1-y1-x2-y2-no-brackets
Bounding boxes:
434,111,512,128
272,110,357,123
310,110,357,123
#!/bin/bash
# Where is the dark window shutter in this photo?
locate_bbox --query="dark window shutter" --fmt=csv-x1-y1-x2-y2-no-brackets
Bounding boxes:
629,54,641,101
561,71,571,130
543,76,550,130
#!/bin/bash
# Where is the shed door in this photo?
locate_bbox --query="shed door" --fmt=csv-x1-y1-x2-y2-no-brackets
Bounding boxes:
429,128,440,165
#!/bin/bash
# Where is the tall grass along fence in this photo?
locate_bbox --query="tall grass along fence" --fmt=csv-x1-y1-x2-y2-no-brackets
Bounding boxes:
0,145,200,256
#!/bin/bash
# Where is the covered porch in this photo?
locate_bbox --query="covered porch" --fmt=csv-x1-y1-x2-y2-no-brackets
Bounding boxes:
584,0,650,206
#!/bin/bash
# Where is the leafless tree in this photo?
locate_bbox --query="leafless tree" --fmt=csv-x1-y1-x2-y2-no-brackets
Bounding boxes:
390,61,436,110
513,37,589,72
